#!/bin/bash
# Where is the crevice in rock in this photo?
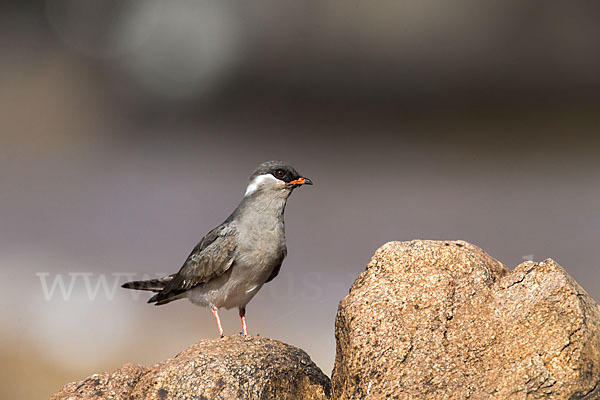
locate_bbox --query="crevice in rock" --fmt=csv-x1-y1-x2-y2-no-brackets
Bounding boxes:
571,377,600,400
504,264,536,289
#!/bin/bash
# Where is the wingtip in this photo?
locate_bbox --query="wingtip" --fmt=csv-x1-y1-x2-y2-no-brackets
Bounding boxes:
147,293,159,304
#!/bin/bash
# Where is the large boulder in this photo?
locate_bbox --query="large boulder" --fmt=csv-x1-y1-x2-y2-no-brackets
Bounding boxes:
51,336,331,400
332,240,600,399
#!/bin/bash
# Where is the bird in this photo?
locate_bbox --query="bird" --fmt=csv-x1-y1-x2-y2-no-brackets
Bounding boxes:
122,161,313,337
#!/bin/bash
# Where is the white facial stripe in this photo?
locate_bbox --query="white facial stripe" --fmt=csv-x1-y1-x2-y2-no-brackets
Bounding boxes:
244,174,281,196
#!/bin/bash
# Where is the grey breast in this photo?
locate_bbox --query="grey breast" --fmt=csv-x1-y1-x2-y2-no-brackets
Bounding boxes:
232,192,288,282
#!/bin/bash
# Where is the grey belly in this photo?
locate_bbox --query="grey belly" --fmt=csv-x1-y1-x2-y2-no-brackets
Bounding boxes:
186,255,281,309
187,221,286,309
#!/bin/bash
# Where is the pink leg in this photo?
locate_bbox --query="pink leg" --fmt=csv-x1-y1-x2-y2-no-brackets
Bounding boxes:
211,306,224,338
239,307,247,337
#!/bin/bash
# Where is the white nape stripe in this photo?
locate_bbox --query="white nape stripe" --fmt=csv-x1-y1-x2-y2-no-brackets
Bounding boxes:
244,174,280,196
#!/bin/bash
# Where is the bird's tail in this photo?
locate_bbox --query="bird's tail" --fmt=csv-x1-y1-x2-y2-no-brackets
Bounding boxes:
121,274,175,293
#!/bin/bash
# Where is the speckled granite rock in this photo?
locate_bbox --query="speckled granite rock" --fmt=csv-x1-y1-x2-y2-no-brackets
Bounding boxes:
332,240,600,400
51,336,331,400
50,363,148,400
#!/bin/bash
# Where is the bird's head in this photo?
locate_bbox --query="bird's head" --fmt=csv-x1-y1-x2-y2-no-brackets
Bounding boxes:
245,161,313,197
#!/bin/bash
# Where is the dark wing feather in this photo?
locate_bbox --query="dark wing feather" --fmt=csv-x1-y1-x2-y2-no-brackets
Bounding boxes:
265,247,286,283
264,262,282,283
152,222,237,305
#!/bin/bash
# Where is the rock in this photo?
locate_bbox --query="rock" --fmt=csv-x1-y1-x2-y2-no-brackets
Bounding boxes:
51,336,331,400
332,240,600,399
50,363,149,400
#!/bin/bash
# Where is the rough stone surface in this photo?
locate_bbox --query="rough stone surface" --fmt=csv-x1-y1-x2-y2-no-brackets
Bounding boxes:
50,363,149,400
332,240,600,400
51,336,331,400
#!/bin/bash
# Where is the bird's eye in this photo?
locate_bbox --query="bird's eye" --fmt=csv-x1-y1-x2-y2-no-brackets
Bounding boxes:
274,169,286,179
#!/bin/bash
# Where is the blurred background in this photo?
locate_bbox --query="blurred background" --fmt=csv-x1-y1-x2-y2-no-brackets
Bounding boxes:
1,1,599,398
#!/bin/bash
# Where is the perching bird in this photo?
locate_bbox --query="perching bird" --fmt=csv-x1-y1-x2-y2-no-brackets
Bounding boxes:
122,161,312,337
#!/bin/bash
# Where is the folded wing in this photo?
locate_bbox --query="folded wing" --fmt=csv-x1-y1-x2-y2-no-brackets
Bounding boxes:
149,222,237,305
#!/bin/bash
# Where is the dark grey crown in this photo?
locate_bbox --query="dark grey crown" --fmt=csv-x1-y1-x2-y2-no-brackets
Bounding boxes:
250,161,302,184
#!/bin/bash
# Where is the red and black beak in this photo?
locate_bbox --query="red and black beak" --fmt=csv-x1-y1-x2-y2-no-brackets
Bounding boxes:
287,177,313,186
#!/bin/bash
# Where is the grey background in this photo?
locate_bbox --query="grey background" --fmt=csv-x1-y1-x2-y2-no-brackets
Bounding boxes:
1,1,599,398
